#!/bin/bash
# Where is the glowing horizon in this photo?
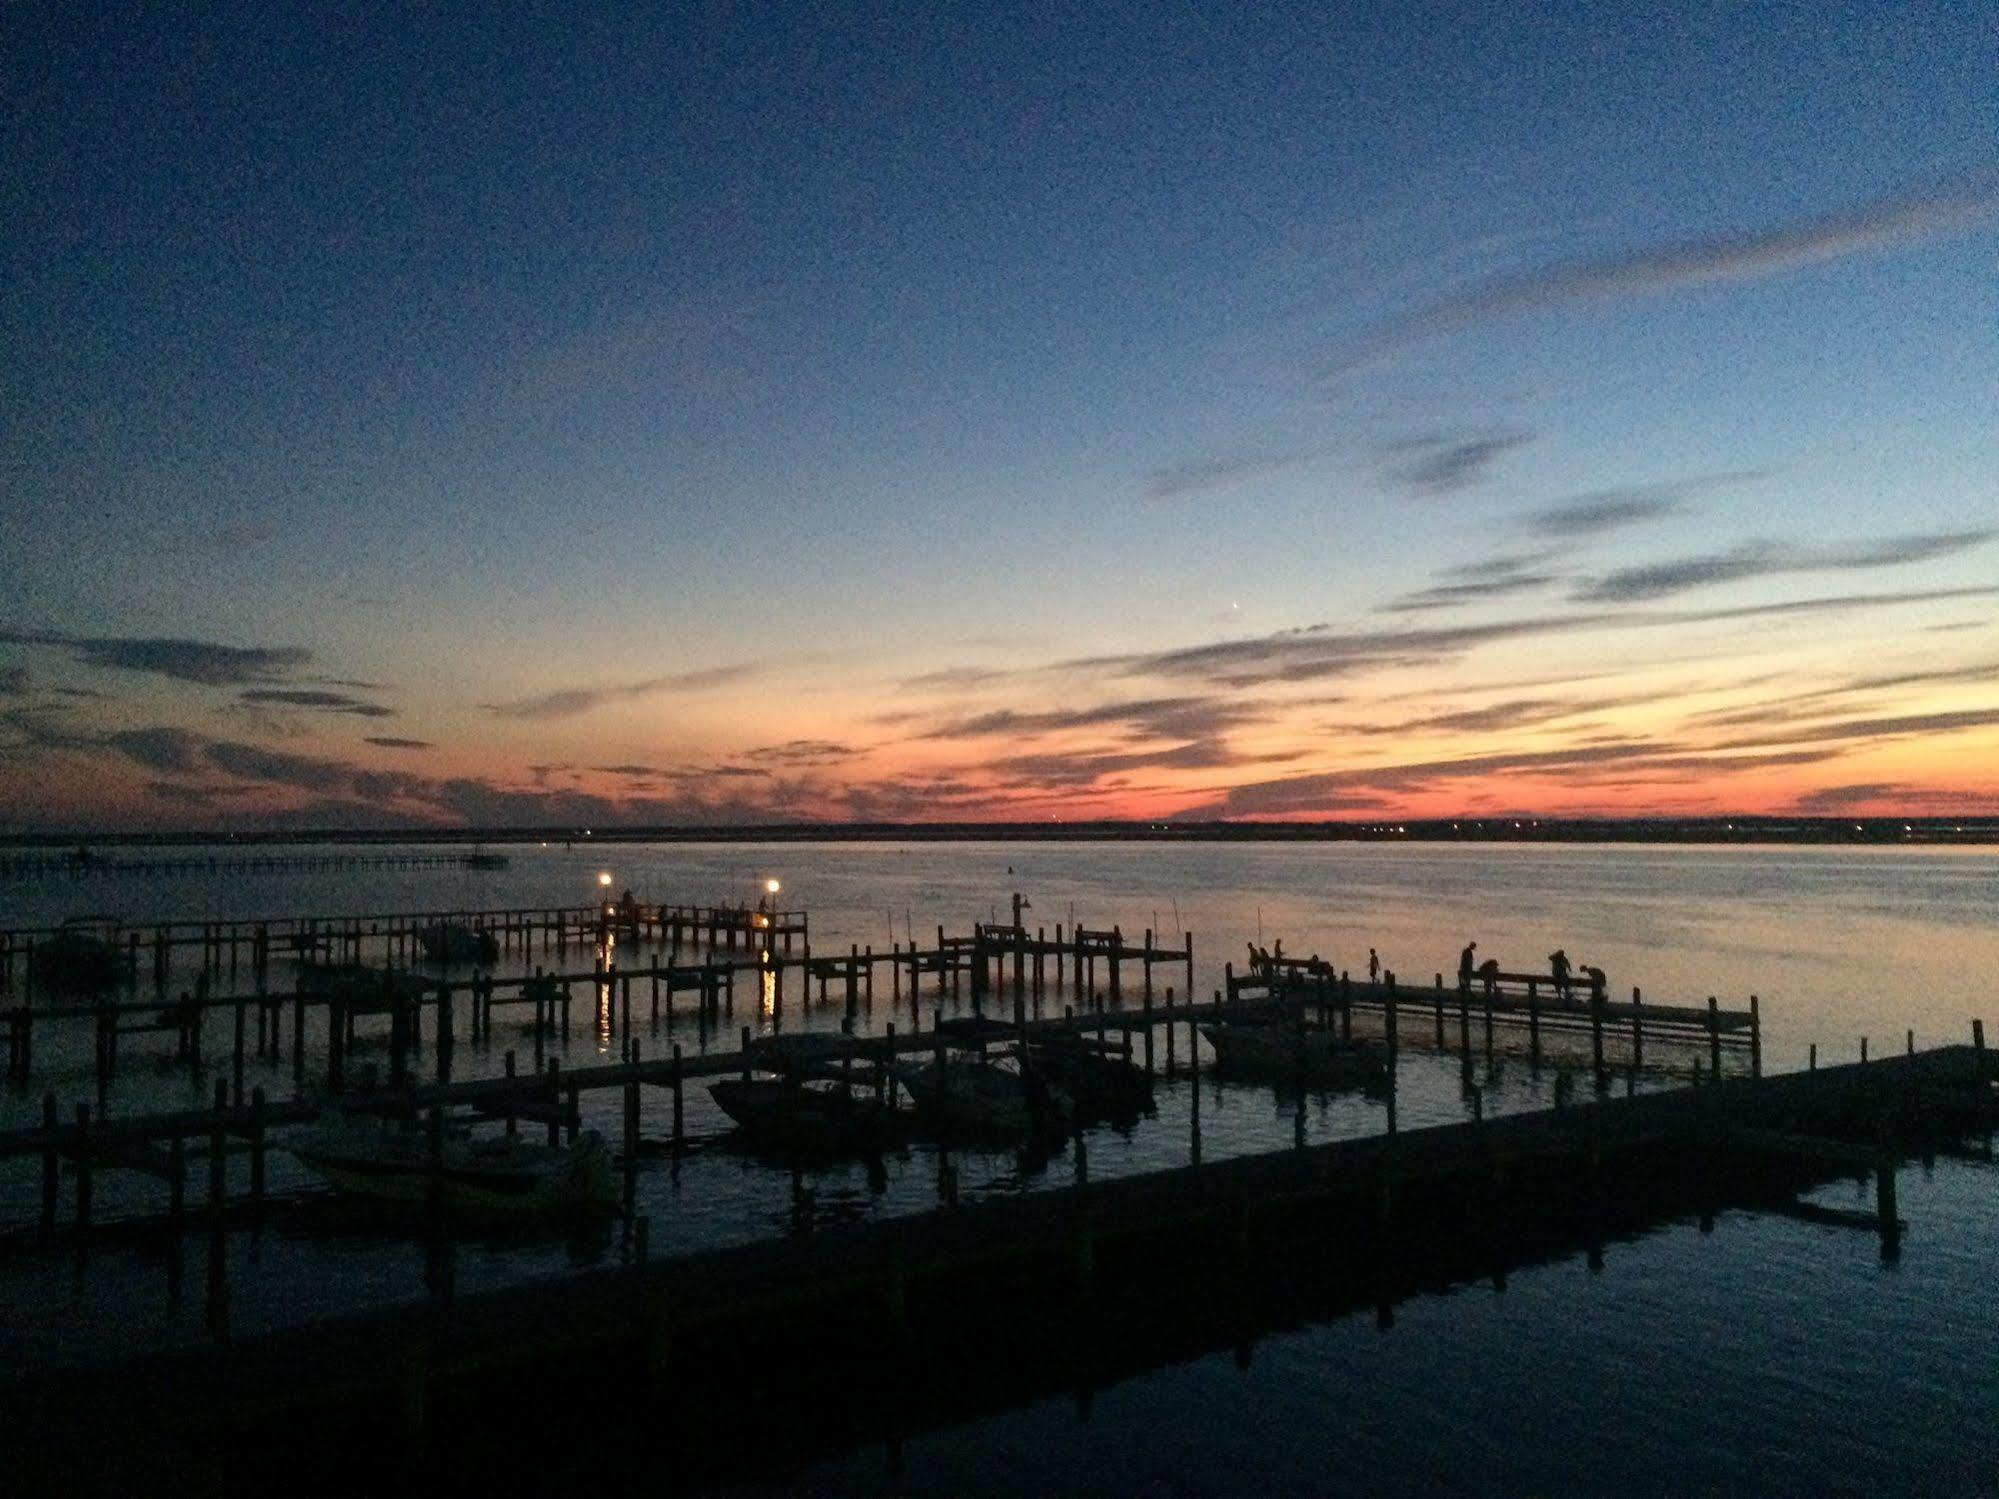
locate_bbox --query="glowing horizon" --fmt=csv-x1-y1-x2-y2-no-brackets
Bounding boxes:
2,8,1994,832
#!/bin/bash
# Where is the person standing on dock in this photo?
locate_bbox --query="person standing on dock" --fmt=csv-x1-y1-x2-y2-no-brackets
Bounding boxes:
1459,941,1477,994
1549,948,1573,1000
1368,948,1380,985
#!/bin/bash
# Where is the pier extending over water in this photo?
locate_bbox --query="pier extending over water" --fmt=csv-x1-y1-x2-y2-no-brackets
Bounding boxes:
0,1035,1990,1489
0,880,1988,1492
0,847,516,883
0,896,1198,1094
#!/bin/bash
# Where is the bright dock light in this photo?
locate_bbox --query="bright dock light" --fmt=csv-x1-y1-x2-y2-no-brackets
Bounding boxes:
764,878,782,895
598,872,614,887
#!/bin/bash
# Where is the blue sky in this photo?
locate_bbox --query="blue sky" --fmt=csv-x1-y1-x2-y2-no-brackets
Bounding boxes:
1,3,1994,827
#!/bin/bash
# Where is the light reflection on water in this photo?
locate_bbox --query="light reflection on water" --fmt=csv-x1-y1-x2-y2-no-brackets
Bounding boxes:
1,839,1996,1393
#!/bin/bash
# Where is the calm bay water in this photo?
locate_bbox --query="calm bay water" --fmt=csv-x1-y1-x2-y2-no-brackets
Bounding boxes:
3,840,1996,1491
9,837,1997,1064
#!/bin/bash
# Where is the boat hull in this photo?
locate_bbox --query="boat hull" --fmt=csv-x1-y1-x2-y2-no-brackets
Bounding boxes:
1198,1024,1388,1085
894,1060,1069,1140
1028,1040,1154,1120
291,1124,615,1215
710,1078,895,1157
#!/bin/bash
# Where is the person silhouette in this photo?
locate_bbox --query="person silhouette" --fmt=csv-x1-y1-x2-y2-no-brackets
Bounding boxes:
1368,948,1380,985
1459,941,1477,994
1549,948,1573,1000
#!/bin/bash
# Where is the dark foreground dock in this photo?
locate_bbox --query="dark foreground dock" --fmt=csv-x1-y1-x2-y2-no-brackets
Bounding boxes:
1,1037,1990,1492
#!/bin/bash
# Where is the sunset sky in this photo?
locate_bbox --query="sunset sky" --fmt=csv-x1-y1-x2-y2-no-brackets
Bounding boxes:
2,4,1994,830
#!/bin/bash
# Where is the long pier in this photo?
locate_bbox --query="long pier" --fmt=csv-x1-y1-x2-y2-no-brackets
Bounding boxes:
1233,958,1760,1076
0,848,514,883
1,901,1196,1092
0,898,812,991
0,1036,1990,1489
0,964,1822,1263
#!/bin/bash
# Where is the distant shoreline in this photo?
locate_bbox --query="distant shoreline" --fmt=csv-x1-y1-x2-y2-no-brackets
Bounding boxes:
2,817,1995,848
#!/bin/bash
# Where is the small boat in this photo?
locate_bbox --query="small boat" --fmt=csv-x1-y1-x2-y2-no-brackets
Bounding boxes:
417,922,498,966
710,1076,895,1158
1199,1021,1388,1085
290,1113,615,1214
1028,1031,1154,1121
894,1051,1070,1141
296,962,432,1009
286,930,331,958
33,916,125,994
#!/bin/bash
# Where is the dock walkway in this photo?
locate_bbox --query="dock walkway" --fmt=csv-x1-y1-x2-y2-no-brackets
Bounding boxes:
0,1037,1990,1478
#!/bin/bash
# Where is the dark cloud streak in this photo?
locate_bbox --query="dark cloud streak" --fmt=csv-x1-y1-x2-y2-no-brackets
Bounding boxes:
0,630,313,686
1353,172,1999,357
1376,432,1533,496
1575,531,1992,603
483,663,766,720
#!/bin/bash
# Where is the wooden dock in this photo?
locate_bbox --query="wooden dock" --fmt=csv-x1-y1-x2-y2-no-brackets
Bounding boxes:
0,1035,1990,1491
0,897,812,993
1,902,1193,1094
1230,958,1760,1077
0,848,512,883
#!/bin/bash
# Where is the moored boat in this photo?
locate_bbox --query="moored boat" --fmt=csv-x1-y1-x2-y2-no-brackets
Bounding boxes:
710,1076,896,1158
289,1113,615,1214
1198,1021,1388,1085
417,922,498,966
33,916,125,994
894,1052,1070,1141
1028,1031,1154,1120
296,961,433,1008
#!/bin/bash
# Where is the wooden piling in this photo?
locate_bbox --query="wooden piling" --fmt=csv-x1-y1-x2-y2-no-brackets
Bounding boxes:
1384,983,1399,1135
622,1071,639,1211
1590,986,1606,1086
545,1059,562,1148
436,981,454,1084
207,1077,228,1339
74,1102,93,1239
167,1131,185,1298
40,1094,58,1239
672,1043,685,1154
249,1087,267,1208
1876,1153,1899,1257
